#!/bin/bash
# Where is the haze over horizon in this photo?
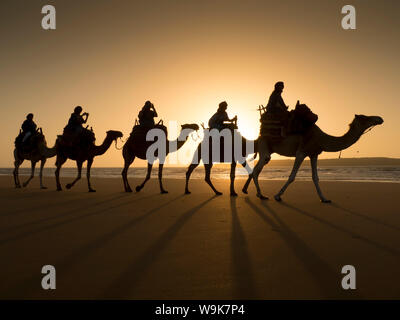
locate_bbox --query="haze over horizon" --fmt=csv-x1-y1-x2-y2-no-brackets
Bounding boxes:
1,0,399,167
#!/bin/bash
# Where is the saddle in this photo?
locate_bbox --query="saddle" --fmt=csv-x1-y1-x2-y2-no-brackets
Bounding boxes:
260,102,318,139
14,129,44,153
130,119,167,140
59,126,96,147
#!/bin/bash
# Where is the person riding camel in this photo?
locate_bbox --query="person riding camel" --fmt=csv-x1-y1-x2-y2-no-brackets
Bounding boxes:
21,113,37,144
266,81,289,114
65,106,89,135
208,101,237,130
138,101,158,127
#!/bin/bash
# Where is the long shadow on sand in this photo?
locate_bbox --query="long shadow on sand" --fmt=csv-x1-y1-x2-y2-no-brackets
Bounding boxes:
4,195,185,298
330,203,400,232
0,193,127,233
278,202,400,257
0,193,160,246
0,191,88,217
102,196,217,299
230,197,258,299
245,198,362,299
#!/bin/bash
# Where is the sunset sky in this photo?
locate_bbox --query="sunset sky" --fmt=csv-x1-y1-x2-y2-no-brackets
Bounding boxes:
1,0,399,167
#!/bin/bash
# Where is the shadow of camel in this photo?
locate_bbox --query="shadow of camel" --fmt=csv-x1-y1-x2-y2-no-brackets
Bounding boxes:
330,203,400,232
4,195,185,298
0,193,129,233
245,198,362,299
278,202,400,257
230,197,258,299
102,196,217,298
0,193,158,246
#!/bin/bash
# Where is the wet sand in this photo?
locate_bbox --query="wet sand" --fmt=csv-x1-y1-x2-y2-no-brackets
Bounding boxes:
0,175,399,299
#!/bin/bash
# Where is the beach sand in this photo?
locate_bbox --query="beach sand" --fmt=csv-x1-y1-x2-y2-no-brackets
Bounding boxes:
0,175,399,299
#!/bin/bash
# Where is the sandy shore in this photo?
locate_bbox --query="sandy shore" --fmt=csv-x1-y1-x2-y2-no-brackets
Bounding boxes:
0,175,399,299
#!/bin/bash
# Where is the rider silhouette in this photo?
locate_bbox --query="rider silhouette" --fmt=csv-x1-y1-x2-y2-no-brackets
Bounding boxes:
65,106,89,134
138,101,158,127
208,101,237,130
266,81,289,114
21,113,37,143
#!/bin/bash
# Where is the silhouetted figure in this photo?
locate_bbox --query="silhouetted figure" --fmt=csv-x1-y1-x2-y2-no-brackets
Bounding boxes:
62,106,94,147
266,81,288,114
138,101,158,127
208,101,237,130
65,106,89,134
21,113,37,143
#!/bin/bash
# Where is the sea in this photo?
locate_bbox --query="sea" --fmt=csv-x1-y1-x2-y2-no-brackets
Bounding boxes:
2,166,400,183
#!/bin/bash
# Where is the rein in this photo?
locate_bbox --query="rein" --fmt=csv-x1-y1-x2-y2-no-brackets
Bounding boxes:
114,137,125,150
339,125,377,159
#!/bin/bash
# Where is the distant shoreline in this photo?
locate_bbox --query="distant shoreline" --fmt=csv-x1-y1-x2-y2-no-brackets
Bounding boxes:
2,157,400,168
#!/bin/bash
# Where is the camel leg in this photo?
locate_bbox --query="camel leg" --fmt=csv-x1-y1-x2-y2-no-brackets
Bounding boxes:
252,152,271,200
23,160,36,187
158,164,168,194
66,160,83,190
241,160,253,194
310,155,331,203
136,162,152,192
230,162,237,196
185,162,199,194
274,152,306,202
204,163,222,195
13,158,23,188
39,158,47,189
122,152,135,192
87,158,96,192
55,156,67,191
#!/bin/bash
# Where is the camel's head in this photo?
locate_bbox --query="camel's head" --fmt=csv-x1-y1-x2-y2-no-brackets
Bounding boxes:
352,115,384,132
106,130,124,141
181,123,200,131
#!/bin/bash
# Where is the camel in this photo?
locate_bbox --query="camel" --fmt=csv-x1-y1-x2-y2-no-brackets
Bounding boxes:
185,129,258,196
242,113,384,202
55,130,123,192
122,123,199,193
13,129,57,189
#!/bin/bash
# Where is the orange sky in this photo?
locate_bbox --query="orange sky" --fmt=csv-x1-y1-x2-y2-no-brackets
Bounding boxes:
1,0,399,167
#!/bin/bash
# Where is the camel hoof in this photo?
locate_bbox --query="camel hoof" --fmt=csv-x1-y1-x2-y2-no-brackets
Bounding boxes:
135,186,142,192
22,183,28,188
257,194,269,200
185,190,191,195
125,188,133,193
215,191,223,196
161,190,168,194
66,183,72,189
57,188,62,192
88,189,96,193
321,199,332,203
41,186,48,190
274,195,282,202
230,192,238,197
15,185,21,189
242,188,248,194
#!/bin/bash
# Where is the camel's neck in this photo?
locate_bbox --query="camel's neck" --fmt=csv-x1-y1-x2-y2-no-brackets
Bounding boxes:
38,141,57,158
320,124,364,152
167,130,193,153
93,135,114,156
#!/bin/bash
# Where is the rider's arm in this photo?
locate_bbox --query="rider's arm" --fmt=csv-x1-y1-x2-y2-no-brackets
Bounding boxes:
82,113,89,123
